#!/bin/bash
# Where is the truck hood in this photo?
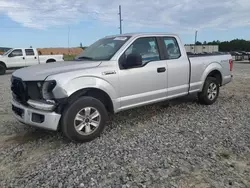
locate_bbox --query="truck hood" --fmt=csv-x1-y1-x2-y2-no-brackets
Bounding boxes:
12,60,102,81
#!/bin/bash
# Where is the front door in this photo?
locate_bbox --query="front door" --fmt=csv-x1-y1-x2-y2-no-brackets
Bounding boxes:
118,37,167,110
7,49,26,68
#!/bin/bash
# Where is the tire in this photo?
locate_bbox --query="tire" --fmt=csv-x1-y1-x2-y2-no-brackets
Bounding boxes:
198,77,219,105
61,96,108,143
46,59,56,63
0,64,6,75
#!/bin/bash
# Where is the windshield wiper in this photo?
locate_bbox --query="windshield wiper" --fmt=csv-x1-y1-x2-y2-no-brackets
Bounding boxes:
76,56,93,60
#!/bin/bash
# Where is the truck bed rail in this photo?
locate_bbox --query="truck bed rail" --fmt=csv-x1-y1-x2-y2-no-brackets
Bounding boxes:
187,52,230,58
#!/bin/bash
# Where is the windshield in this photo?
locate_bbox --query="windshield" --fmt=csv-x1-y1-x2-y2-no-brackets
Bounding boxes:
2,49,13,56
75,36,131,61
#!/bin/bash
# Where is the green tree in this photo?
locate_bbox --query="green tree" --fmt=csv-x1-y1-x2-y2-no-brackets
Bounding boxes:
205,39,250,52
195,41,202,45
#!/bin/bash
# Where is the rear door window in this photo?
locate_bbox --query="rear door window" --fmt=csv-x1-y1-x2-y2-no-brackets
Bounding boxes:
163,37,181,59
25,49,35,56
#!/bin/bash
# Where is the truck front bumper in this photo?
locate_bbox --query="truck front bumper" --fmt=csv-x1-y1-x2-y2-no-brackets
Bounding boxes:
11,99,61,131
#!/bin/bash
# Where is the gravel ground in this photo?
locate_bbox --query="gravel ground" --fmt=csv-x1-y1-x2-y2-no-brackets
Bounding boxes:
0,63,250,188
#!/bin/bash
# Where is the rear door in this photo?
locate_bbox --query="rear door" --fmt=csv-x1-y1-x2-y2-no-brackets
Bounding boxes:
24,49,38,66
6,49,25,68
160,36,190,97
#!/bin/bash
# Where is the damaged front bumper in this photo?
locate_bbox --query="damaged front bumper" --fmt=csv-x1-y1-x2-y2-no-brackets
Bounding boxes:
11,99,61,131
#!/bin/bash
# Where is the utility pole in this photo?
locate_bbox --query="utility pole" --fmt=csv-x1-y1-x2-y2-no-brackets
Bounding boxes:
118,5,123,34
68,26,70,55
194,30,198,53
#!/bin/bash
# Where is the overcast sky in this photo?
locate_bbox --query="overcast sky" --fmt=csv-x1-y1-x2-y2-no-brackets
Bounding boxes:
0,0,249,47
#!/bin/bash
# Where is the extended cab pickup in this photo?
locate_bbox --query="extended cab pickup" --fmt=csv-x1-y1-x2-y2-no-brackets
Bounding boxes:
0,48,64,75
10,33,233,142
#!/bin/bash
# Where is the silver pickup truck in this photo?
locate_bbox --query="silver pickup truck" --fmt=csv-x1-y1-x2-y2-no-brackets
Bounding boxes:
11,33,233,142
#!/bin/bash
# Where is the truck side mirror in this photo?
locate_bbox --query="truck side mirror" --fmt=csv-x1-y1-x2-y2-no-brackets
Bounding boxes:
8,53,13,57
124,53,143,69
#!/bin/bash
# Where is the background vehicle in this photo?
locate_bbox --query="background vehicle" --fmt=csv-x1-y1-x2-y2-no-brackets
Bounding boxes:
11,33,233,142
0,48,64,75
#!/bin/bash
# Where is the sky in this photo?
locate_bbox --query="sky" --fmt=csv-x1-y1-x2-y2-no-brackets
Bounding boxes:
0,0,250,48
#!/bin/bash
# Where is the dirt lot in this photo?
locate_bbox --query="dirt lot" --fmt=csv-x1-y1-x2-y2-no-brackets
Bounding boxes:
0,63,250,188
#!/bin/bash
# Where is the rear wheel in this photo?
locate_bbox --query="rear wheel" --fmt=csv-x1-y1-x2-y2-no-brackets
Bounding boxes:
46,59,56,63
61,96,108,143
0,64,6,75
198,77,219,105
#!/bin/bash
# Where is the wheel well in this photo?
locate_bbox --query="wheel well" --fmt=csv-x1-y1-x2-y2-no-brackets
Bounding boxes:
207,70,222,86
0,61,6,69
46,59,56,63
68,88,114,114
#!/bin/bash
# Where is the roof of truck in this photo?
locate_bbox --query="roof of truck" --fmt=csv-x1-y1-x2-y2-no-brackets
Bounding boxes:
105,32,179,38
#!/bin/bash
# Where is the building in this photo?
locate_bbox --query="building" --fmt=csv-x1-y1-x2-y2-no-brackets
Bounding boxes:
185,45,219,53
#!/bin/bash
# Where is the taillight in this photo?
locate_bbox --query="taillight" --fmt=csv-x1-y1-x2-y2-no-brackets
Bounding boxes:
229,59,233,71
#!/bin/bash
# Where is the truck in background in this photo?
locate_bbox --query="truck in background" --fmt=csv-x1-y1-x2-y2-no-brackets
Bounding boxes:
0,48,64,75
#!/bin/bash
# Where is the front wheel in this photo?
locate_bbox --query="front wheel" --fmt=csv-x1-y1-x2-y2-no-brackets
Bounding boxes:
198,77,219,105
61,96,108,143
0,64,6,75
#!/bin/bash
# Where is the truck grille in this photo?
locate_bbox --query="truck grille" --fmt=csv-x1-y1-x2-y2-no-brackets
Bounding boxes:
11,77,28,104
11,76,43,104
26,82,42,100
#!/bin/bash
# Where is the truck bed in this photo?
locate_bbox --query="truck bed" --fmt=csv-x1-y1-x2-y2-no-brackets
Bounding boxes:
188,54,232,93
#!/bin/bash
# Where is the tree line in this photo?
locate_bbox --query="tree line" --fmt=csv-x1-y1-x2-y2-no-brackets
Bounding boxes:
194,39,250,52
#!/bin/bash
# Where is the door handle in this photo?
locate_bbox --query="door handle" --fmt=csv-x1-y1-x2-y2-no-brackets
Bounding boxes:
23,57,25,60
102,71,116,75
34,57,37,59
157,67,166,73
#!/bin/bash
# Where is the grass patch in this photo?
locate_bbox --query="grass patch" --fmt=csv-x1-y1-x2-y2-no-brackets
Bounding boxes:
63,54,76,61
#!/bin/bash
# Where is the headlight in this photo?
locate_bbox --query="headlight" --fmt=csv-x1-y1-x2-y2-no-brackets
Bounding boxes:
41,80,56,100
